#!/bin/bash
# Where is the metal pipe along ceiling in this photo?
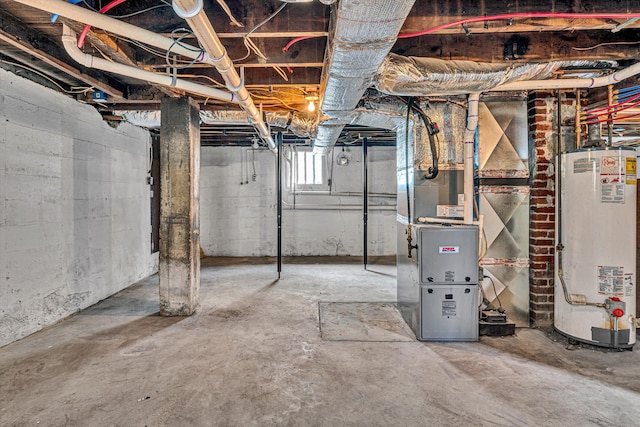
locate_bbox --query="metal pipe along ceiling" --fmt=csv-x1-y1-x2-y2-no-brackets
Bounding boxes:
172,0,276,151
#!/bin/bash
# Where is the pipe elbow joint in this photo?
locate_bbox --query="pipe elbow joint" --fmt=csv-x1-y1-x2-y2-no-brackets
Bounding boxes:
172,0,203,19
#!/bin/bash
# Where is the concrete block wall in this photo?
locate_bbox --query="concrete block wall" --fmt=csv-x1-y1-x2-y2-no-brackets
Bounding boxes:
0,69,158,347
200,146,397,256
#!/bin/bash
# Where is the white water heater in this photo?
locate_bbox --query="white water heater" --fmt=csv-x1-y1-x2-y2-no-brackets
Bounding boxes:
555,147,637,348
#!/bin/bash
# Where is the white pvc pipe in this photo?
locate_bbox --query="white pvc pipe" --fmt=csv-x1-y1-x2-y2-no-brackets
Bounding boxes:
61,26,234,103
12,0,207,61
463,93,480,224
12,0,276,151
172,0,276,152
493,61,640,91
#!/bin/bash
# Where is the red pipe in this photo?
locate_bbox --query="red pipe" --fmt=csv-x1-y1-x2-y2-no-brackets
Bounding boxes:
282,12,640,53
283,36,315,52
585,110,640,125
584,93,640,115
77,0,128,48
397,12,640,39
585,99,640,120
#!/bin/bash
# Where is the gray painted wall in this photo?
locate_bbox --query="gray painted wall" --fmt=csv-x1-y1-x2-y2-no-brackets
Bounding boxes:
0,69,158,347
200,145,398,256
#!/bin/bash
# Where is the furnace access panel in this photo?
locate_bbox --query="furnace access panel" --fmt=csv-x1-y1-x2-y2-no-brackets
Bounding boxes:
418,225,479,285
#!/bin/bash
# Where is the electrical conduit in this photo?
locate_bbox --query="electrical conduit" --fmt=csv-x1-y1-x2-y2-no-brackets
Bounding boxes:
61,25,235,103
172,0,275,151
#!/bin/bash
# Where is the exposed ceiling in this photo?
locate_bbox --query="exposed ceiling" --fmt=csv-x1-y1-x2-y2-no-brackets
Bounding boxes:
2,0,640,145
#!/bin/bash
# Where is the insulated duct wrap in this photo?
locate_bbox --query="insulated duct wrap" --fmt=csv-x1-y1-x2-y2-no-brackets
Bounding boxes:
322,0,415,111
117,110,317,138
375,54,615,96
316,0,415,153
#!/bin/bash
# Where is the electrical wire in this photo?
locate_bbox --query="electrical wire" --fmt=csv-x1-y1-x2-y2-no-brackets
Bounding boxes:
235,2,288,62
399,97,439,179
397,12,640,39
0,59,94,94
176,73,226,88
572,41,640,51
484,275,503,309
108,4,170,19
164,28,205,70
280,11,640,52
78,0,129,48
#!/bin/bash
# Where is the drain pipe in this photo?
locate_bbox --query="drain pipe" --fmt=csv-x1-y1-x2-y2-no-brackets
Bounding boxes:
463,93,480,224
172,0,275,152
61,25,234,103
12,0,275,151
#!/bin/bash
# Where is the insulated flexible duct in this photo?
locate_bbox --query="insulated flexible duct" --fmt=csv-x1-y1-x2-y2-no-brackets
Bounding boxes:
314,0,415,154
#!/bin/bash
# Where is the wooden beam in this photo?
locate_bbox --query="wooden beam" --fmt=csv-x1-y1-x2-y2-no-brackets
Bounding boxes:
401,0,640,35
393,30,640,62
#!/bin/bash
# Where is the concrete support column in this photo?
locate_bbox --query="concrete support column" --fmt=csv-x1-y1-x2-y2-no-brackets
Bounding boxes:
159,97,200,315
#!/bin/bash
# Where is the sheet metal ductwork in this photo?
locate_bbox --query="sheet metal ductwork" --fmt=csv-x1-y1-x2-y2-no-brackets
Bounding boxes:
314,0,415,154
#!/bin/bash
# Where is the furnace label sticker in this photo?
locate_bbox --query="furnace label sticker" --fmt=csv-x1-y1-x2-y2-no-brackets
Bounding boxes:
442,301,456,318
598,265,625,295
439,246,460,254
626,158,636,185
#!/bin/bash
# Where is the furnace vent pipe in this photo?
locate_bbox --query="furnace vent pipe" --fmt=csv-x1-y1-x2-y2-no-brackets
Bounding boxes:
12,0,276,151
61,25,235,103
463,93,479,224
172,0,275,151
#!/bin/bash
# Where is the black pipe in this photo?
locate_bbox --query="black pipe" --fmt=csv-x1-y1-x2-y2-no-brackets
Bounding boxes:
363,137,368,269
277,132,283,278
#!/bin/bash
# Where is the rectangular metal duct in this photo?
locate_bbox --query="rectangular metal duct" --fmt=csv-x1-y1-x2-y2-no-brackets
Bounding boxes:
314,0,415,154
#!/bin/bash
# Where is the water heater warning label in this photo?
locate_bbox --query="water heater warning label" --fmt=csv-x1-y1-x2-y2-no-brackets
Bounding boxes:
442,301,457,318
600,157,625,203
573,157,598,174
598,265,624,295
626,158,637,185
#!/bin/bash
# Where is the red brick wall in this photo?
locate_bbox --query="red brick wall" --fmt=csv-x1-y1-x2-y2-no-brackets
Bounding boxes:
528,91,557,327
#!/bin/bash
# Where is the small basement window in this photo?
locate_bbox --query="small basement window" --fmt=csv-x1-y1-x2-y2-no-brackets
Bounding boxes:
293,149,326,187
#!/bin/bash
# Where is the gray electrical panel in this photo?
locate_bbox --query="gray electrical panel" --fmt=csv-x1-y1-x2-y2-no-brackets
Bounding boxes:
397,223,479,341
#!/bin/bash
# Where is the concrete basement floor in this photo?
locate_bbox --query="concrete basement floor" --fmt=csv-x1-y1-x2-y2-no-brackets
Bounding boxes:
1,257,640,427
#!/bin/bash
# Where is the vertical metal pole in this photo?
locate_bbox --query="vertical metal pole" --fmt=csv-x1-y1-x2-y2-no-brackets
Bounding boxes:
277,132,283,278
363,138,368,269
